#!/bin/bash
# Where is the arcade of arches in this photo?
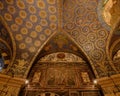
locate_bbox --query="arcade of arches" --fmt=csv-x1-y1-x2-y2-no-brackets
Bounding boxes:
0,0,120,96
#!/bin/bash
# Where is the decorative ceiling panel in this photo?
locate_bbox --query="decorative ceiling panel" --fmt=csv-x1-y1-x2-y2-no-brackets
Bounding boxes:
0,0,58,77
63,0,116,77
0,0,118,78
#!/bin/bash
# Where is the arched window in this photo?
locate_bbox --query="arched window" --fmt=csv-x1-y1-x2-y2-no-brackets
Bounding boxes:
0,50,4,71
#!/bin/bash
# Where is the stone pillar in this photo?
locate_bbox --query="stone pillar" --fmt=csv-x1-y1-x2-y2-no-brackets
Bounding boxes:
0,74,25,96
97,74,120,96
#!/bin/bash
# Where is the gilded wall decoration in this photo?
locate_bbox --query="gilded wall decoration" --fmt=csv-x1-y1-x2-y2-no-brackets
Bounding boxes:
22,50,100,95
11,59,28,76
29,58,95,88
40,52,85,62
32,72,41,83
81,72,90,83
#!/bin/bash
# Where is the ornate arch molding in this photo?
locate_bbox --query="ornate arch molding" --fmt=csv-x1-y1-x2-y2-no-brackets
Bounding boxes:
25,31,97,79
0,16,16,72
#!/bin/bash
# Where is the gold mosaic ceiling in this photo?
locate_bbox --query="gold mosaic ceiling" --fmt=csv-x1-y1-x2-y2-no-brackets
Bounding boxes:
0,0,58,77
0,0,120,78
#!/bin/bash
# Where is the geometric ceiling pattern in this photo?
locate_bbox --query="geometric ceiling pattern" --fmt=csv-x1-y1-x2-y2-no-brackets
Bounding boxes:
63,0,108,62
0,0,119,78
63,0,113,77
0,0,58,77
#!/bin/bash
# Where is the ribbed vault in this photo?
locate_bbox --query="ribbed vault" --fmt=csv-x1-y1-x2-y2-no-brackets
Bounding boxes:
0,0,120,96
0,0,119,79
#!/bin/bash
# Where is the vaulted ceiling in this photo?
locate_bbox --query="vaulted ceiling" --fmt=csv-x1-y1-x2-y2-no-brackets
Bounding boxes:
0,0,120,78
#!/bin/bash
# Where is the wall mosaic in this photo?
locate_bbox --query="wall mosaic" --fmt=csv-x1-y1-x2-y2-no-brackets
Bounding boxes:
20,52,100,95
40,52,85,62
29,58,95,89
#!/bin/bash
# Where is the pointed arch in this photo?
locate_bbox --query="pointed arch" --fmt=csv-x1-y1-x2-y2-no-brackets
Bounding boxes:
25,31,98,78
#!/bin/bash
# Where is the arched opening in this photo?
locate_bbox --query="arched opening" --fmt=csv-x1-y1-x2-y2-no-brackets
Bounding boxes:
0,50,4,71
20,52,103,96
0,42,11,73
